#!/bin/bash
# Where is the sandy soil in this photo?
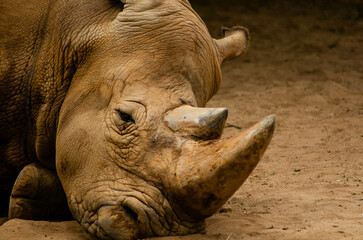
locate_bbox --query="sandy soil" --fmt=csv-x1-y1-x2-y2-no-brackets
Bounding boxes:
0,1,362,239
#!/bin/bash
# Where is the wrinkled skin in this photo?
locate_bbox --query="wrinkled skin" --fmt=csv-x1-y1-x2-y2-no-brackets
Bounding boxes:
0,0,274,239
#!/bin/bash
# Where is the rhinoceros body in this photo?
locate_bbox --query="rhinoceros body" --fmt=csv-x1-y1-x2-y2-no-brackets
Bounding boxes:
0,0,275,239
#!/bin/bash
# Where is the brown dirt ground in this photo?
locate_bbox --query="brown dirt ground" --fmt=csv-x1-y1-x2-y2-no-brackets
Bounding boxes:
0,1,362,239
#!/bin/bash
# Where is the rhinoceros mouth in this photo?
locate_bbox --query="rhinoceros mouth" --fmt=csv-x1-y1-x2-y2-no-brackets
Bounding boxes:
96,195,205,239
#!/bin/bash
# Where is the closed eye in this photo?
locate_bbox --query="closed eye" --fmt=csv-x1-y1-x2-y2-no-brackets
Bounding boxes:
117,110,135,124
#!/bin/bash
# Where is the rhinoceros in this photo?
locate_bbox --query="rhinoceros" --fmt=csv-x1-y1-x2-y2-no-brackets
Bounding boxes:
0,0,275,239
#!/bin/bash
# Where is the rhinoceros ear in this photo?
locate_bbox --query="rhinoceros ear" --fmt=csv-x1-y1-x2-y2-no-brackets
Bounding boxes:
215,26,250,64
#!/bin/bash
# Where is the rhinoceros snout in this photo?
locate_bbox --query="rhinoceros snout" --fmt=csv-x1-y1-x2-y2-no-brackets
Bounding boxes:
164,105,228,140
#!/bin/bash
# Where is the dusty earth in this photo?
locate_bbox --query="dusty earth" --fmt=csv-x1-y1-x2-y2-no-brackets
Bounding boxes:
0,0,362,239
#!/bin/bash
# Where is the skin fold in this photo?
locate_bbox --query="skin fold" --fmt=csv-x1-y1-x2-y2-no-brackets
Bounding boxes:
0,0,273,239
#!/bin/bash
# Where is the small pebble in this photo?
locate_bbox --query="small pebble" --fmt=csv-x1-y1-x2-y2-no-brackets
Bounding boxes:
219,207,232,213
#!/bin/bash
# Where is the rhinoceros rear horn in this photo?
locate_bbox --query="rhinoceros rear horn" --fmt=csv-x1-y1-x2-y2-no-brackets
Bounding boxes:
215,26,250,63
164,105,228,140
172,115,275,219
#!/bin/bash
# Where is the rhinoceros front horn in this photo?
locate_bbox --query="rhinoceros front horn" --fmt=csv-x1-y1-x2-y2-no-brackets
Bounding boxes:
166,107,275,220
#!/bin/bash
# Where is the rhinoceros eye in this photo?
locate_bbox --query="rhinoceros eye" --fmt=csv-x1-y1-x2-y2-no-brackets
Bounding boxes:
117,110,135,124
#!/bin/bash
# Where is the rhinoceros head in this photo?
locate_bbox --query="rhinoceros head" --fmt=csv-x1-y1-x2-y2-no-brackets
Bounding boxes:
55,0,274,239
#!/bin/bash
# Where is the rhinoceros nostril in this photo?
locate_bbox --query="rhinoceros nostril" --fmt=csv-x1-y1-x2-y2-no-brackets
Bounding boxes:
97,204,139,240
123,205,138,222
